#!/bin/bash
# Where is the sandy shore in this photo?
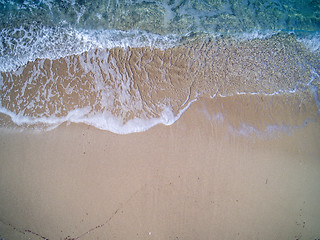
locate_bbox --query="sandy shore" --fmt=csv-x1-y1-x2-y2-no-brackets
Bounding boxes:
1,95,320,240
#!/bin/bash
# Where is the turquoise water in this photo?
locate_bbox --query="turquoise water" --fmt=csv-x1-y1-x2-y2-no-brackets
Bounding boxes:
1,0,320,72
1,0,320,33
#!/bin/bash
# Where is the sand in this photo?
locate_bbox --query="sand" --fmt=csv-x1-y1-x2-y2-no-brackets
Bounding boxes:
0,94,320,240
2,34,319,130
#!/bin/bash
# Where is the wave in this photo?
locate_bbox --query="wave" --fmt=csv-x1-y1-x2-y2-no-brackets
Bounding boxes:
1,23,319,74
0,32,319,134
296,31,320,53
1,0,320,134
0,25,181,72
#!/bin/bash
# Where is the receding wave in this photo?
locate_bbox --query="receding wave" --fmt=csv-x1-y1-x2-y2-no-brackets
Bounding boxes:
0,25,181,72
1,32,319,134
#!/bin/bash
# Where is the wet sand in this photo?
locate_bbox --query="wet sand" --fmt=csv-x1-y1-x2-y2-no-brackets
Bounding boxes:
0,95,320,240
2,33,319,131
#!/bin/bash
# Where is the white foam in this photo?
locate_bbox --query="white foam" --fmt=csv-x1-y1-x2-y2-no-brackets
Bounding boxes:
228,123,293,138
76,98,198,134
297,32,320,53
0,25,181,72
0,104,90,127
72,110,170,134
234,30,280,41
0,96,197,134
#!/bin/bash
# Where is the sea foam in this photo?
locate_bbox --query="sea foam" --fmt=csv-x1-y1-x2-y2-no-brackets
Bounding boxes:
296,31,320,53
1,29,320,134
0,25,180,72
0,100,194,134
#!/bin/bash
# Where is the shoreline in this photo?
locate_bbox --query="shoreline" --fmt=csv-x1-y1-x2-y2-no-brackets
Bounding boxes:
1,32,320,135
1,96,320,239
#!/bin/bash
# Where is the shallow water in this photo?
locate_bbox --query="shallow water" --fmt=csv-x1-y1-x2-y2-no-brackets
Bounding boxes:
0,0,319,134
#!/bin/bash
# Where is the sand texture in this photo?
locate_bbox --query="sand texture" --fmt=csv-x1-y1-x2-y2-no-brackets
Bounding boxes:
1,95,320,240
1,34,319,133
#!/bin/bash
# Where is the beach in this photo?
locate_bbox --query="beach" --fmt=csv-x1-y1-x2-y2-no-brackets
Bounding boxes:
1,1,320,239
1,94,320,240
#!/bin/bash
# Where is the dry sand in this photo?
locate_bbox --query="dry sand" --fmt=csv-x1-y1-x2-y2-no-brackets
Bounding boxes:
1,95,320,240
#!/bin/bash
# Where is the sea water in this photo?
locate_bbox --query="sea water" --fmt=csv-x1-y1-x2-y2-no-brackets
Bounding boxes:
0,0,319,134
